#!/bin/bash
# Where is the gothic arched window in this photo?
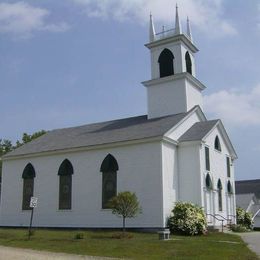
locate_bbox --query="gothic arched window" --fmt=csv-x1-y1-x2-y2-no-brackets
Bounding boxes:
185,51,192,74
58,159,73,210
227,181,233,194
205,173,212,190
214,136,221,152
100,154,118,209
22,163,36,210
158,49,174,78
217,179,223,211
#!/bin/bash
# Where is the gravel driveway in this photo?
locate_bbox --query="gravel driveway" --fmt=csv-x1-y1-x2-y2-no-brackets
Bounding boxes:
238,231,260,257
0,245,117,260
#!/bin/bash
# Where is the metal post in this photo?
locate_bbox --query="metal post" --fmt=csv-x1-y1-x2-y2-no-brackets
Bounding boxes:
28,208,34,240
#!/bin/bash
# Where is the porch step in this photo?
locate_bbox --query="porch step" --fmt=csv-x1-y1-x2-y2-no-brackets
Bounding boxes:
207,225,230,233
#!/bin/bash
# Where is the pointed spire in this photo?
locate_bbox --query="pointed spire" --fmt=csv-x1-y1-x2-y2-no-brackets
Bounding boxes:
187,16,193,42
175,3,182,34
149,13,156,42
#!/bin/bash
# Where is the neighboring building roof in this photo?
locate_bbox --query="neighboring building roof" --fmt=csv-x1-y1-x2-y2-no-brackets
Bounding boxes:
235,179,260,199
178,120,219,142
236,193,255,211
4,111,191,158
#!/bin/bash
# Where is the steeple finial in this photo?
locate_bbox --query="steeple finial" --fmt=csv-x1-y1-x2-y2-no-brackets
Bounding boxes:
187,16,193,42
149,13,156,42
175,4,182,34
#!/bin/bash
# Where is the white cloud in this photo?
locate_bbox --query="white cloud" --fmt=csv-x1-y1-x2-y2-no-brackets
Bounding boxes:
204,85,260,127
71,0,237,37
0,2,69,39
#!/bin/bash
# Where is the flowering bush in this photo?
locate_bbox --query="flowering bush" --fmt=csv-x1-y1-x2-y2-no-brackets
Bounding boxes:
236,207,253,230
168,202,207,236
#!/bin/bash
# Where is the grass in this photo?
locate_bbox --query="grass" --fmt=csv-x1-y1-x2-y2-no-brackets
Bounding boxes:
0,228,257,259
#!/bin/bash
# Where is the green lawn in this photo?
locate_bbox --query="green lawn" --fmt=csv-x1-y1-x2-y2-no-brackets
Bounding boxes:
0,229,257,259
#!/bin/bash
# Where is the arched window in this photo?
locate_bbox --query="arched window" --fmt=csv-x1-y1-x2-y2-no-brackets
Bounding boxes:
185,51,192,74
58,159,73,210
214,136,221,151
100,154,118,209
158,49,174,78
205,174,212,190
227,181,233,194
22,163,36,210
217,179,223,211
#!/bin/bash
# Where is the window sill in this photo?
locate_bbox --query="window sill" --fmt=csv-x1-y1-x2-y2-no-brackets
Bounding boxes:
57,209,73,212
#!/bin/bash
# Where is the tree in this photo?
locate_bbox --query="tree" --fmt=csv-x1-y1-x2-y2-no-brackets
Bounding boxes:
0,139,13,179
109,191,142,233
0,130,46,177
16,130,46,147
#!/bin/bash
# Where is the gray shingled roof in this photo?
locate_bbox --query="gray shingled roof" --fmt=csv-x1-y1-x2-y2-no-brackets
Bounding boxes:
178,120,219,142
5,112,190,158
236,193,255,210
235,179,260,199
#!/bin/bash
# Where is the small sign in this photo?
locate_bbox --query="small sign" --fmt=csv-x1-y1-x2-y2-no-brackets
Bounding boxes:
30,197,38,208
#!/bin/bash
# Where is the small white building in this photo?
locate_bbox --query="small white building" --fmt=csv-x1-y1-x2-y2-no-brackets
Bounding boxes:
0,7,237,229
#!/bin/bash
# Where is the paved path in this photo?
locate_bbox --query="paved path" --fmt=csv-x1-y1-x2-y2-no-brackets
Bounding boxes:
0,245,117,260
238,231,260,257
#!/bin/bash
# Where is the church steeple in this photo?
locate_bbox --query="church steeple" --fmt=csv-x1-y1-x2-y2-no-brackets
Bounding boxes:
142,5,206,119
186,17,193,42
149,13,155,42
175,4,182,34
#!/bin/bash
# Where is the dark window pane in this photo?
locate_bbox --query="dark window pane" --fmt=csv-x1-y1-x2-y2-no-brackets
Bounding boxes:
217,179,223,211
158,49,174,78
100,154,119,172
214,136,221,151
102,171,117,209
218,189,222,211
185,51,192,74
226,157,231,177
58,159,73,176
205,147,210,171
22,178,34,210
227,181,232,194
205,174,212,189
59,175,72,210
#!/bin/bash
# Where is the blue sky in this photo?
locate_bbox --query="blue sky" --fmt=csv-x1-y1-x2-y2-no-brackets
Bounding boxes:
0,0,259,180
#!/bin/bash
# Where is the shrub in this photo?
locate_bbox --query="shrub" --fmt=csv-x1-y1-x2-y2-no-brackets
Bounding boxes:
230,224,250,233
74,233,84,239
236,207,253,230
111,232,134,239
168,202,207,236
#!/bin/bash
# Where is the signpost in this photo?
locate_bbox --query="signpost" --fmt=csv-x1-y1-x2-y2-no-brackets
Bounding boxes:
28,197,37,240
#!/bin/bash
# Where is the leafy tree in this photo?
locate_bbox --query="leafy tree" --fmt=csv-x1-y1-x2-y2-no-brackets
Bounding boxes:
0,139,13,178
0,130,46,177
168,202,207,236
16,130,46,147
109,191,142,233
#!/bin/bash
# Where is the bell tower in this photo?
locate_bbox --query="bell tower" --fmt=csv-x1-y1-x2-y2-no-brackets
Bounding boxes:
142,5,206,119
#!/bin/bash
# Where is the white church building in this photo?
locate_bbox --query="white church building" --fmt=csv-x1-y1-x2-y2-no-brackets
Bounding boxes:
0,7,237,229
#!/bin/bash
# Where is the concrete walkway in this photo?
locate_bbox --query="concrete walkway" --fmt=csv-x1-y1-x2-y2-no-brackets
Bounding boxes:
238,232,260,257
0,245,118,260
